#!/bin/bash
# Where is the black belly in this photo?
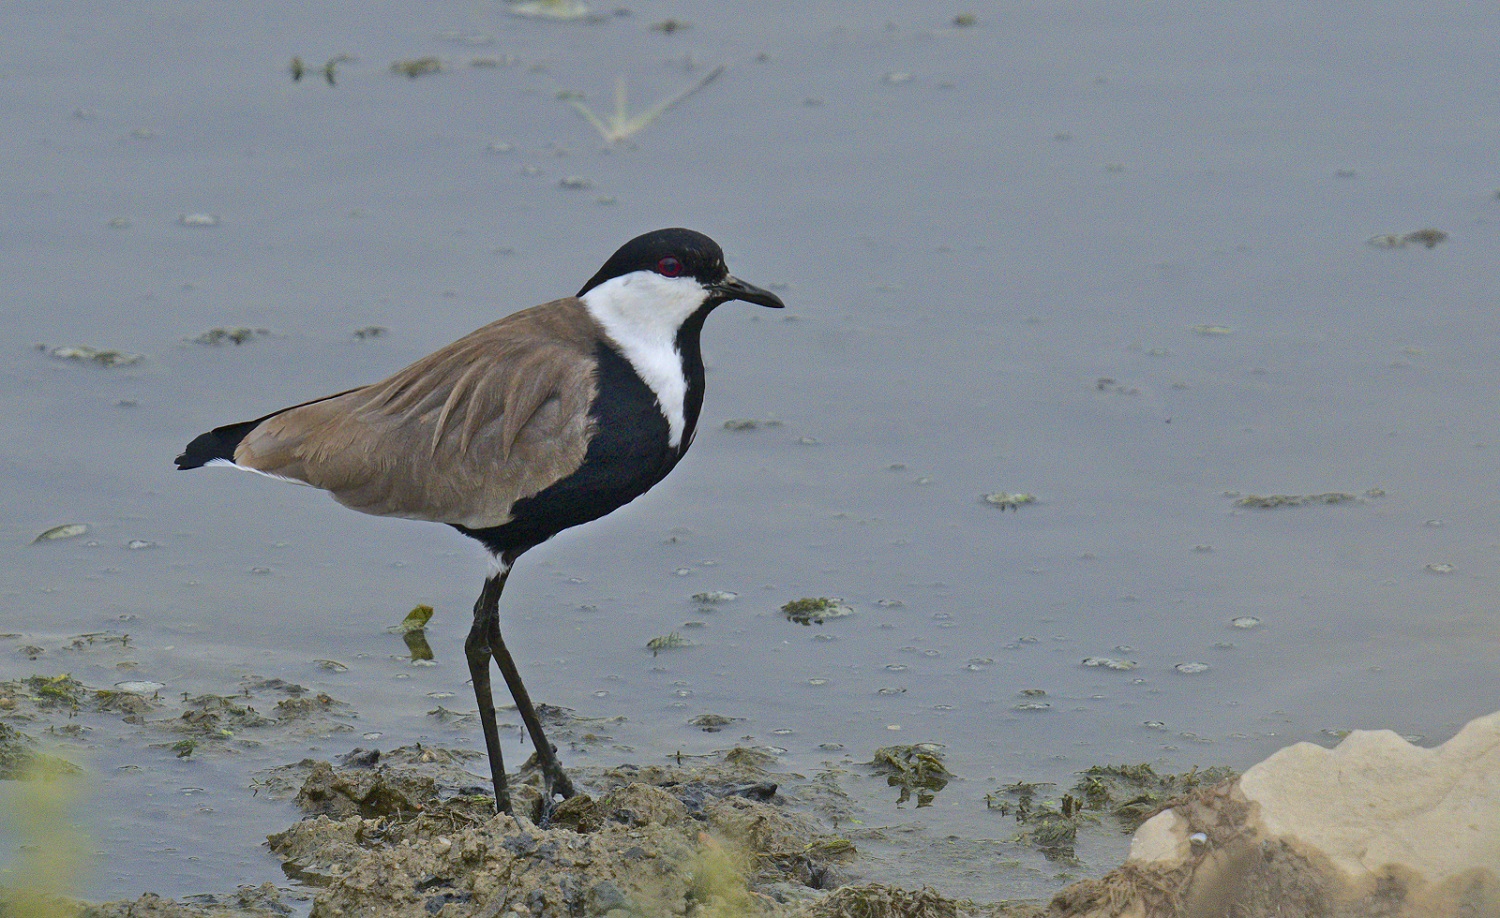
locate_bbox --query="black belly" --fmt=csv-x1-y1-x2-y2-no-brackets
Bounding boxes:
455,341,688,557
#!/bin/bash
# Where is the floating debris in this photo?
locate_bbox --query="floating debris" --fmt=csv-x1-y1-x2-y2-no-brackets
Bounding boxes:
1425,563,1456,575
47,345,143,367
882,71,913,85
981,491,1035,511
125,539,156,550
563,66,724,145
689,713,740,732
177,213,220,228
781,597,854,626
1368,228,1448,249
1190,324,1234,336
33,524,88,543
193,326,268,346
391,56,442,78
314,660,349,672
114,681,164,696
650,18,689,33
507,0,604,21
558,176,594,190
987,781,1080,858
385,605,434,635
25,674,85,708
953,12,978,26
1231,616,1262,629
402,630,434,663
691,590,738,604
647,631,694,655
320,54,354,86
1174,662,1211,675
988,763,1239,860
352,326,388,340
1072,763,1236,829
1082,656,1137,671
1232,491,1368,509
871,743,952,807
1094,377,1140,395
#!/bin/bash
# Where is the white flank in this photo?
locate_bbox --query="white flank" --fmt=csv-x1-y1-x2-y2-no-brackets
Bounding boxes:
205,457,308,486
580,270,709,449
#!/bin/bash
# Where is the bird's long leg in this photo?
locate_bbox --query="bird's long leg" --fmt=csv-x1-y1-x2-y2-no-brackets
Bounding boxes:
466,572,511,814
486,601,577,803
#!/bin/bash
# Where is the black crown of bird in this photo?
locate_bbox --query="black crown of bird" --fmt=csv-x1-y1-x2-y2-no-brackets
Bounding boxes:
178,227,784,816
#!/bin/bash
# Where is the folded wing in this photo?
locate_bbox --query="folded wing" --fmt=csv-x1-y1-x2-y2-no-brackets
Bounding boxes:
231,299,602,528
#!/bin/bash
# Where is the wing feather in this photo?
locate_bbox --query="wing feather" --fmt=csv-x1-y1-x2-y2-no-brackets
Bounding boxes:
232,298,602,528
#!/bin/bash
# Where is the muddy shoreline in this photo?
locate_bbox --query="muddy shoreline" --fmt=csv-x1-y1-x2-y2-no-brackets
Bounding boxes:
0,663,1215,918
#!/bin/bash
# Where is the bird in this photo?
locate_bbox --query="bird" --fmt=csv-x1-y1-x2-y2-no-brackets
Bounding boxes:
176,227,784,815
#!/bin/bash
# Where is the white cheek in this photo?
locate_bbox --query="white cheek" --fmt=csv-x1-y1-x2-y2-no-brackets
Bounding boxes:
581,272,709,449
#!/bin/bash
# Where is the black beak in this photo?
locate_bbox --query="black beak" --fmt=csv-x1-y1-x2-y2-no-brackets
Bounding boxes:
710,275,785,309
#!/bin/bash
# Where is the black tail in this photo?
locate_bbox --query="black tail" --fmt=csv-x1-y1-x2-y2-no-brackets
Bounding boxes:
176,420,260,470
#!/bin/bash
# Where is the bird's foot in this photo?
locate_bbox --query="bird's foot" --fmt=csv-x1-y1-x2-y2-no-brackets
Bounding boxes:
547,767,577,802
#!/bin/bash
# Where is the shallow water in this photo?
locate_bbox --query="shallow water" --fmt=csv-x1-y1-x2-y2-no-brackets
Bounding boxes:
4,0,1500,905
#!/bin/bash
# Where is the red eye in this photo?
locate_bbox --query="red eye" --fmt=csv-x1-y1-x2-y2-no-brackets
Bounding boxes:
656,256,683,277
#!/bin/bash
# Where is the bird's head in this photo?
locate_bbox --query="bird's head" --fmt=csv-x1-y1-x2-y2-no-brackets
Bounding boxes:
578,228,784,334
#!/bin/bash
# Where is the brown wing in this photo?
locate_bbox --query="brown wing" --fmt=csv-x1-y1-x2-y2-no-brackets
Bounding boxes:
233,298,603,528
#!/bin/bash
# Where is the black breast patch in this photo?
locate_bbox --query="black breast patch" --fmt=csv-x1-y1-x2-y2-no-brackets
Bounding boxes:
456,341,685,556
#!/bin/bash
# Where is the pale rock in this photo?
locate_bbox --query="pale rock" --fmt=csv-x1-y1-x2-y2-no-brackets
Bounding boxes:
1053,709,1500,917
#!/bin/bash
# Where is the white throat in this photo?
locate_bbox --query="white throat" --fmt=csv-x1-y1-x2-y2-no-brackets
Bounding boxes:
580,271,710,449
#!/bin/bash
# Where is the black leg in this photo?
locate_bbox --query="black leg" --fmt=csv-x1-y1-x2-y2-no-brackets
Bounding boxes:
467,573,511,814
486,608,577,803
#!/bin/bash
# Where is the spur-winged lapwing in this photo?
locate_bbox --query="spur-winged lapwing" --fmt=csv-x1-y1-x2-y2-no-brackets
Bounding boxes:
176,228,784,814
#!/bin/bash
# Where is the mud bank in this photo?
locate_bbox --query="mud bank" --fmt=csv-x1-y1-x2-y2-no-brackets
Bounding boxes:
5,741,1032,918
10,709,1498,918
